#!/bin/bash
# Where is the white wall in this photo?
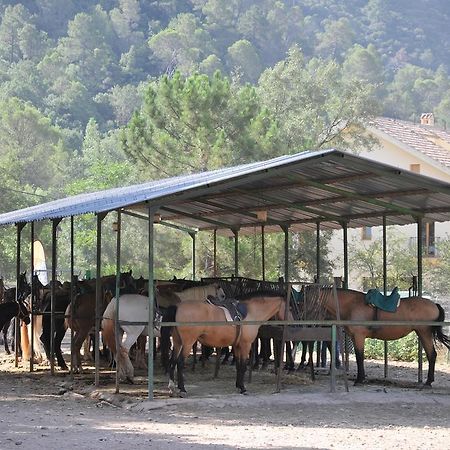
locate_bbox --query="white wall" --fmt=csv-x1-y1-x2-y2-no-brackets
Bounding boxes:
328,134,450,289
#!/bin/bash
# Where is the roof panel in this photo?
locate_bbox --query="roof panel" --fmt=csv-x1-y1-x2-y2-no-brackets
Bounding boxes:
2,149,450,233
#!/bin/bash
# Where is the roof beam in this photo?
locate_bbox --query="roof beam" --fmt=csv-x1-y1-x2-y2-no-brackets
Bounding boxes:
160,206,232,228
329,152,450,196
164,187,430,221
179,171,377,203
282,174,421,216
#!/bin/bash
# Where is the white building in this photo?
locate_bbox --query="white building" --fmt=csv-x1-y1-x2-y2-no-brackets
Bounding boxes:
330,114,450,288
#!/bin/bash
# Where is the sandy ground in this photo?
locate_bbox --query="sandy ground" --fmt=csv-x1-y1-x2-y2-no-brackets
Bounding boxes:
1,345,450,450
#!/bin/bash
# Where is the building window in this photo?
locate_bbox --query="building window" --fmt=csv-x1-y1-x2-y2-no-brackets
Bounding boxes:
410,163,421,173
361,226,372,240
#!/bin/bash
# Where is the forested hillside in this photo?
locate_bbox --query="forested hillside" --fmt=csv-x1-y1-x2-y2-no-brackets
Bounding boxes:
1,0,450,282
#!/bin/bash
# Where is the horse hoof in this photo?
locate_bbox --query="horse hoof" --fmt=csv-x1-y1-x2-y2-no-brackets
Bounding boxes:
354,380,365,386
421,383,432,389
179,390,187,398
240,389,248,395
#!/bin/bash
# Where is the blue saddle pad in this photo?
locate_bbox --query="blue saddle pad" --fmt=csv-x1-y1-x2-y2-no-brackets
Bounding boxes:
365,287,400,313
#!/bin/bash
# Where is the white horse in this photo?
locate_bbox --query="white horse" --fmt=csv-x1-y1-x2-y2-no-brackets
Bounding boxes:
102,283,224,382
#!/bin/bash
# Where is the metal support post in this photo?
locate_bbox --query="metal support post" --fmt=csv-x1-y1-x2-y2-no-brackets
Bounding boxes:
30,222,34,372
190,232,196,281
115,211,122,394
233,229,239,277
316,222,320,283
383,216,388,379
148,207,156,399
50,218,61,375
417,218,423,383
15,222,25,367
69,216,74,378
95,213,106,386
213,229,217,277
261,225,266,281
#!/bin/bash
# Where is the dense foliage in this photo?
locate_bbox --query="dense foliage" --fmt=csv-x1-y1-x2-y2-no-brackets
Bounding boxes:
1,0,450,286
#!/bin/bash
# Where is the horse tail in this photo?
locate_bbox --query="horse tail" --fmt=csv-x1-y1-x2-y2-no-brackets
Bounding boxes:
433,304,450,350
160,305,177,372
21,322,31,361
101,316,116,356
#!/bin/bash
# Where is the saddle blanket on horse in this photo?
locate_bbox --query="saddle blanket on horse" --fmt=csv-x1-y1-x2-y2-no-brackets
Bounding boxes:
365,287,401,313
207,296,247,322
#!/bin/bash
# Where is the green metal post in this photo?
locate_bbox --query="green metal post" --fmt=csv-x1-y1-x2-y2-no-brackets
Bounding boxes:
261,225,266,281
417,218,423,383
95,213,106,387
70,216,74,378
190,232,196,281
50,219,61,376
233,229,239,277
342,222,349,289
30,222,34,373
148,207,156,399
316,222,320,283
115,211,122,394
383,216,388,379
15,223,25,367
213,229,217,277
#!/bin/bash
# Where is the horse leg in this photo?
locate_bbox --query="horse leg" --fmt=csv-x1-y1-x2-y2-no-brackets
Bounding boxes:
353,334,366,385
284,341,295,371
21,322,31,362
54,321,68,370
416,329,437,386
234,346,249,394
296,341,308,370
2,322,11,354
40,318,52,364
134,334,147,370
191,341,198,371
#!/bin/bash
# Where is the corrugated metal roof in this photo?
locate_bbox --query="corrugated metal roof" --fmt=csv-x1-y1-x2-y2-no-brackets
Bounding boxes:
2,149,450,234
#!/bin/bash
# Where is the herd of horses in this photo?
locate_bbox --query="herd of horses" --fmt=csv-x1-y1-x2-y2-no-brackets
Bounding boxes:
1,272,450,396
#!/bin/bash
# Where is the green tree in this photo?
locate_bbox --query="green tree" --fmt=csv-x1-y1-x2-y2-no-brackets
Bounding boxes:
226,39,262,83
258,46,380,152
349,229,423,291
149,13,213,75
121,70,280,177
315,18,356,61
0,97,70,192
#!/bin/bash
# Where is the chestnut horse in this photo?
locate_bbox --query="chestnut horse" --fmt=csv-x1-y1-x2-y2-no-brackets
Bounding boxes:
320,287,450,386
168,293,289,396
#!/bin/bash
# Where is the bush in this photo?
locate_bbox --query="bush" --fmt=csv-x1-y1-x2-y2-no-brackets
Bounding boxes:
364,333,421,362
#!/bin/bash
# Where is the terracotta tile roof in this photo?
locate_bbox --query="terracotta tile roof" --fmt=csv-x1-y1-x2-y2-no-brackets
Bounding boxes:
370,117,450,168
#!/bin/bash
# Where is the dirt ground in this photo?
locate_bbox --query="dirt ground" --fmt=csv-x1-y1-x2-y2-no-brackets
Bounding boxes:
1,346,450,450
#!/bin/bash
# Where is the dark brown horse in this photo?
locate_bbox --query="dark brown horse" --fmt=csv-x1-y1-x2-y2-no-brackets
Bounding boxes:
1,272,31,354
168,293,289,396
321,287,450,386
0,299,30,335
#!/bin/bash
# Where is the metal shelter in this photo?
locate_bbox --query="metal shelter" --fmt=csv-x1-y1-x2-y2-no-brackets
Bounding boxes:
2,148,450,397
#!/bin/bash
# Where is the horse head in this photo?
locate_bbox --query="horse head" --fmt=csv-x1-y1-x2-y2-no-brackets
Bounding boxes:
17,299,31,325
18,272,31,301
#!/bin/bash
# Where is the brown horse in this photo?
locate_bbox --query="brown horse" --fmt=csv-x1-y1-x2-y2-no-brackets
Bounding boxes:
168,293,289,396
321,287,450,386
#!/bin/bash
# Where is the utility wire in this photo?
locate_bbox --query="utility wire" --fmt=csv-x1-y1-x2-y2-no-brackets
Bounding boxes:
0,186,51,199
